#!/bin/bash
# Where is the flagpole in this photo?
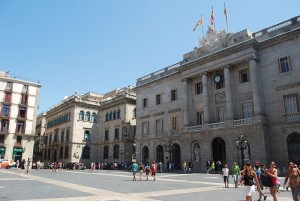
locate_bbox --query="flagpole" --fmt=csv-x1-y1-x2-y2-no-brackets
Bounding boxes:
224,2,228,32
201,14,204,39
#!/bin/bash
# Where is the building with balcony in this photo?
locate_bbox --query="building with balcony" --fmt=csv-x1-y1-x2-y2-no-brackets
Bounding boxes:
0,71,41,162
135,16,300,172
39,86,136,167
98,86,136,165
33,112,46,162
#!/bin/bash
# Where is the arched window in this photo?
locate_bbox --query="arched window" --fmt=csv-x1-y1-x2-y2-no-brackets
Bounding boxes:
287,133,300,165
105,113,109,122
82,146,90,159
64,145,69,159
117,109,121,119
109,112,112,121
79,111,84,121
86,112,91,122
104,146,109,159
59,146,64,159
92,113,96,123
113,144,119,159
113,110,116,120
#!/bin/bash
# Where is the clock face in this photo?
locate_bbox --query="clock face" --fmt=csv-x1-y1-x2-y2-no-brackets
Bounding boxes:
214,75,221,83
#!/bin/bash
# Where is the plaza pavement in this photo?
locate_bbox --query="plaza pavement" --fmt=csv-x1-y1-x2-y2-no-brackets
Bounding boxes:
0,168,293,201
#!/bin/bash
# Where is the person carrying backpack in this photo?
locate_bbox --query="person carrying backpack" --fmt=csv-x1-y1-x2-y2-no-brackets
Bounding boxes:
144,162,151,181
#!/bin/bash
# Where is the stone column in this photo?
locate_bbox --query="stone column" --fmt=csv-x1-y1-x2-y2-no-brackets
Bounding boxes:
202,73,210,123
182,79,189,126
224,65,234,119
249,55,262,115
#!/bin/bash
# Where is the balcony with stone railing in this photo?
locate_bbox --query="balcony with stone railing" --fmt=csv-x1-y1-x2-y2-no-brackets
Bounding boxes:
209,122,225,129
187,125,202,132
233,118,253,126
285,113,300,122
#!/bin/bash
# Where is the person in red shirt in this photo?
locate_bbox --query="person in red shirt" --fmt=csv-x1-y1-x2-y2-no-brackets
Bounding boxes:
151,161,157,181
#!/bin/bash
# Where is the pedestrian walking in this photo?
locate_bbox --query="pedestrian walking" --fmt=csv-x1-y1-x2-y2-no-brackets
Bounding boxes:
222,164,229,188
240,162,262,201
151,161,157,181
267,161,280,201
188,161,193,173
144,162,151,181
183,161,187,173
211,161,215,174
20,159,25,174
159,161,163,173
284,162,300,201
131,161,138,181
232,162,240,188
138,162,144,181
255,162,267,201
26,158,31,174
206,160,211,174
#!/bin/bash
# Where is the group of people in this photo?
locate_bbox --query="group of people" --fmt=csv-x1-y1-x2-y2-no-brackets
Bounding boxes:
131,161,157,181
219,160,300,201
18,158,32,174
182,161,193,173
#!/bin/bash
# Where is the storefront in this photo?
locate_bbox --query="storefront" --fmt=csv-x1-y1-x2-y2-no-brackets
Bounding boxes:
13,148,23,162
0,147,5,159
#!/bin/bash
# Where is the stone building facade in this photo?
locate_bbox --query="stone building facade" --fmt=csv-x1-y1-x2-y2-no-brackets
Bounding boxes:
40,86,136,167
0,71,41,162
135,16,300,173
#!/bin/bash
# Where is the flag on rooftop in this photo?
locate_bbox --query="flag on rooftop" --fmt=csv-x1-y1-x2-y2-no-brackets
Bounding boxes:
210,6,214,27
193,17,203,31
224,3,228,20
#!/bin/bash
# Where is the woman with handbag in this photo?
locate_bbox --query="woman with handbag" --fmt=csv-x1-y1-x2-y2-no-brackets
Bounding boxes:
284,162,300,201
240,162,262,201
267,161,279,201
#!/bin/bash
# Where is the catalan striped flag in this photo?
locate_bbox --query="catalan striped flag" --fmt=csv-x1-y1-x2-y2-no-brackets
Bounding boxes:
193,17,203,31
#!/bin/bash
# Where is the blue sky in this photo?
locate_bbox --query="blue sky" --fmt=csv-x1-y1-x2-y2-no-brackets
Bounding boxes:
0,0,299,112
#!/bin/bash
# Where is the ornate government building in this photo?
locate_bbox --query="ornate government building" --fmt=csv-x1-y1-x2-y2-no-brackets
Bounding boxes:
135,16,300,173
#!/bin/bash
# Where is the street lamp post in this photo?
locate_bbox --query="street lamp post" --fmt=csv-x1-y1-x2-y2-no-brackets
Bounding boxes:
164,140,173,163
120,148,125,169
132,138,137,162
236,134,248,167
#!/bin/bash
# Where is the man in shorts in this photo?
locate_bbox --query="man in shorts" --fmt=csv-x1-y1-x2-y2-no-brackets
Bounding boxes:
151,161,157,181
131,161,138,181
222,164,229,188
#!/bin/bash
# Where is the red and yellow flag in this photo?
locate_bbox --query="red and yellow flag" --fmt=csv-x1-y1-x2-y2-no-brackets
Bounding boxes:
193,17,203,31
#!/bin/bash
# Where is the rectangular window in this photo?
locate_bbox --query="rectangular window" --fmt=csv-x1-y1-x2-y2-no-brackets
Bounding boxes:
196,112,203,125
114,128,119,139
4,93,11,103
240,69,249,83
61,131,64,142
16,136,22,144
218,106,227,122
284,93,299,114
82,146,90,159
242,102,253,118
195,82,203,94
6,82,12,91
1,120,9,132
44,136,48,145
66,129,70,142
0,135,4,144
142,122,148,135
105,130,109,140
143,98,147,108
84,130,90,141
2,105,10,117
16,121,25,134
278,56,291,73
19,107,26,118
171,90,177,101
156,94,161,105
171,116,177,131
21,94,28,105
156,119,162,133
22,85,28,93
49,134,52,145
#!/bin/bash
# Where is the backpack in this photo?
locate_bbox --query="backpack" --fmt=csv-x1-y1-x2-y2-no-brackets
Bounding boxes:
151,164,157,172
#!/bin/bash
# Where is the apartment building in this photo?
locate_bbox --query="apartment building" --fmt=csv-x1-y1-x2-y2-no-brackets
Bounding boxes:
0,71,41,162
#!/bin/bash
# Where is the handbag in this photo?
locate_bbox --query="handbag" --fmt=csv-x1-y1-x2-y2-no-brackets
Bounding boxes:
261,174,273,187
